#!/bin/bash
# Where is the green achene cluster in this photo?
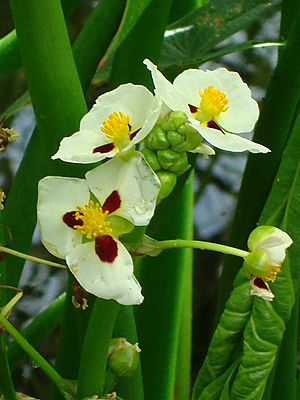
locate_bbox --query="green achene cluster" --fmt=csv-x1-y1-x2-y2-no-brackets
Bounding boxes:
142,111,202,200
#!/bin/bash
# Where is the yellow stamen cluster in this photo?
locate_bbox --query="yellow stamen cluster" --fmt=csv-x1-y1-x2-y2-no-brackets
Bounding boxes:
265,265,281,282
199,86,229,120
101,111,131,149
74,200,112,239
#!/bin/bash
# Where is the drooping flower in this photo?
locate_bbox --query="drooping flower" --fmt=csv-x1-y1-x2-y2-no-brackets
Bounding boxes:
144,59,270,154
243,226,293,282
52,84,161,163
37,153,160,305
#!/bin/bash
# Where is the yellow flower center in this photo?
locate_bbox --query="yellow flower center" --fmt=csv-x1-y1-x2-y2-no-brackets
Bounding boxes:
74,200,112,239
101,111,131,150
195,86,229,122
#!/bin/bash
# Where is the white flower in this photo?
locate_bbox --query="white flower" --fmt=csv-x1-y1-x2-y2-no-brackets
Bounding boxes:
244,226,293,282
52,84,162,163
144,59,270,154
37,153,160,305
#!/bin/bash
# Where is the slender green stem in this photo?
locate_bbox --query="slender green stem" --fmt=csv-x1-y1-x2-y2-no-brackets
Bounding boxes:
156,239,249,258
0,245,66,269
8,293,65,367
0,313,68,397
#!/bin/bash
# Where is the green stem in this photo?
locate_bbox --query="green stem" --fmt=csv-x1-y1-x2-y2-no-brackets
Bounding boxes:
8,293,65,367
0,245,66,269
156,239,249,258
0,313,68,397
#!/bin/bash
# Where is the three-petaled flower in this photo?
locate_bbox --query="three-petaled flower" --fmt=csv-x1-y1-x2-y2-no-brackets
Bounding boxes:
144,59,270,154
52,84,161,163
37,153,160,305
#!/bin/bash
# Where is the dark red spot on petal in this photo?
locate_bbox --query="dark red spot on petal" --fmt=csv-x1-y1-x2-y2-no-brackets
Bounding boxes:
95,235,118,263
253,277,268,290
63,211,83,229
93,143,115,154
207,120,221,130
188,104,198,113
102,190,121,214
130,128,141,141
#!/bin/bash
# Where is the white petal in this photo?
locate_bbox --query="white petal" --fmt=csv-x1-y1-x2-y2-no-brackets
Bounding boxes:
143,59,189,113
249,226,293,251
190,123,270,153
37,177,90,258
52,129,117,163
66,240,143,305
190,143,215,158
86,152,160,226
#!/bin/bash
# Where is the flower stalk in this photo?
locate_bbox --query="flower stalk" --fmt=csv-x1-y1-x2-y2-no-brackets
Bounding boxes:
0,245,66,269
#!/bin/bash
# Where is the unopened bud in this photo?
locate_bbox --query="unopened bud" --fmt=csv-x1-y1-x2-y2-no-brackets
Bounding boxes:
157,149,189,175
141,148,161,171
144,126,169,150
160,111,188,131
108,338,141,378
156,171,177,200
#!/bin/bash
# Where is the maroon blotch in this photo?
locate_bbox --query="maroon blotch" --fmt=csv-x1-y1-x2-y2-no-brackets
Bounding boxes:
63,211,83,229
207,120,221,130
253,277,268,290
93,143,115,154
102,190,121,214
188,104,198,113
130,128,141,141
95,235,118,263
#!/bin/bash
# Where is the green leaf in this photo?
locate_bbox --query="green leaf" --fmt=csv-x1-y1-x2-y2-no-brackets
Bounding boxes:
105,0,153,59
160,0,281,76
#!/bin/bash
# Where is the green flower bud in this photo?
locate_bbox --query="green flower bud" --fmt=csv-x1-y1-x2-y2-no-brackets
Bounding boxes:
157,149,190,175
156,171,177,200
141,148,161,171
185,126,203,150
161,111,188,131
144,126,169,150
108,338,141,378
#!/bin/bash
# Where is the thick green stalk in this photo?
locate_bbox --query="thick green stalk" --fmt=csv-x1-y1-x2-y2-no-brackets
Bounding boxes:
174,247,193,400
135,170,194,400
0,0,81,80
77,300,120,398
217,3,300,315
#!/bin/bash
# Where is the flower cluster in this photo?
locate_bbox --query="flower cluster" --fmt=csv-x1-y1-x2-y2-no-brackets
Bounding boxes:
37,59,286,306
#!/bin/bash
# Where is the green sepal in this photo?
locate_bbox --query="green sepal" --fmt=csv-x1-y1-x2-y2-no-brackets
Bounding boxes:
107,215,134,236
141,147,161,171
185,125,203,150
156,171,177,200
157,149,190,175
243,248,273,281
144,126,169,150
